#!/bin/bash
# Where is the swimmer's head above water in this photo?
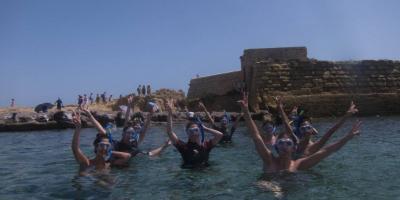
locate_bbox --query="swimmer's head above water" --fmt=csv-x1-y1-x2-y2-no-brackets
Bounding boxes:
93,135,112,160
186,122,201,143
122,122,142,145
273,135,296,157
262,121,276,136
299,119,317,136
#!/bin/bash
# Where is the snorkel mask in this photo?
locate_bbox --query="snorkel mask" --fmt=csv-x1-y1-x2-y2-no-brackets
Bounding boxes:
186,127,200,136
262,123,276,135
124,124,142,142
299,124,314,135
186,119,205,144
274,138,295,155
221,112,230,126
97,141,112,161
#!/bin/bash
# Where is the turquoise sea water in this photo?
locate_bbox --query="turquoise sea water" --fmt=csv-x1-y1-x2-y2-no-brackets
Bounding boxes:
0,117,399,200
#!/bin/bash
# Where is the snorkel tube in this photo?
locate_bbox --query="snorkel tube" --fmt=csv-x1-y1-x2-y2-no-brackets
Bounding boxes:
103,145,112,161
222,111,231,125
195,116,206,144
105,123,115,145
130,130,140,142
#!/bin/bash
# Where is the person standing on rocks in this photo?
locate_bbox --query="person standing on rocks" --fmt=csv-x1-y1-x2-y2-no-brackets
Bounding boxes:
55,97,63,110
142,85,146,96
89,93,94,105
83,94,89,109
10,98,15,107
137,85,141,96
101,92,107,103
95,94,100,104
78,95,83,109
147,85,151,96
108,95,113,102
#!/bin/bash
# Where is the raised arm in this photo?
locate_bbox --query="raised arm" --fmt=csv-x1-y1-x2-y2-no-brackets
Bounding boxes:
239,93,273,165
305,102,358,156
138,107,155,144
165,99,179,145
82,108,106,135
71,111,90,167
296,120,362,170
123,95,134,128
275,97,299,144
199,102,216,126
203,125,223,146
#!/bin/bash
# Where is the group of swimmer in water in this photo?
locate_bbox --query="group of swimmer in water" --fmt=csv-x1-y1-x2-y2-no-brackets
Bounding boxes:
71,93,362,175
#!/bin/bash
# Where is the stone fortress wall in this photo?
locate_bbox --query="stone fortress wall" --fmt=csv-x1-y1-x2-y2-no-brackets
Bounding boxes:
187,47,400,116
187,71,243,99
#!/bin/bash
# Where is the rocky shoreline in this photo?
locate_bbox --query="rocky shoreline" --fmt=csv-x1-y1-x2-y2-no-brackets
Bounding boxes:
0,110,252,132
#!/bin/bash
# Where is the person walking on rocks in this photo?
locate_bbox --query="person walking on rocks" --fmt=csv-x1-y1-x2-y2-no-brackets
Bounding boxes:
55,97,63,110
147,85,151,96
89,93,94,105
10,98,15,107
78,95,83,109
137,85,141,96
101,92,107,103
142,85,146,96
95,94,100,104
83,94,89,109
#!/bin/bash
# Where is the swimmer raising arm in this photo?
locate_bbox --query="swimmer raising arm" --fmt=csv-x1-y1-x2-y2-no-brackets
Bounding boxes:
238,92,273,166
82,108,131,167
137,104,155,145
304,101,358,156
202,124,223,146
296,120,362,170
199,101,216,126
81,108,106,135
274,97,299,144
71,111,90,168
123,95,134,128
165,99,179,145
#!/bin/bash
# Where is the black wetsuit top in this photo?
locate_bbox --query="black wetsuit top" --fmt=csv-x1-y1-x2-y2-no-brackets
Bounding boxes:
114,141,140,156
213,125,236,144
174,139,214,168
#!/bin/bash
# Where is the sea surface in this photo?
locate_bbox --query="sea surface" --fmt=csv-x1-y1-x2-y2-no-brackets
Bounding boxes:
0,117,399,200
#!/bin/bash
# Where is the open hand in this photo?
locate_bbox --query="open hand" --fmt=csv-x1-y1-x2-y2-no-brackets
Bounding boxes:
164,99,173,112
72,111,82,128
347,101,358,115
82,108,91,116
237,92,249,109
273,96,283,108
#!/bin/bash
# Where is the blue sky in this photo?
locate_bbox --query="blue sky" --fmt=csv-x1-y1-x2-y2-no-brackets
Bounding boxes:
1,0,399,106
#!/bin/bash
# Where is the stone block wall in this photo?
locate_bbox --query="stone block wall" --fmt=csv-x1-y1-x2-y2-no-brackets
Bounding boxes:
185,46,400,116
241,47,308,106
249,60,400,112
187,71,243,100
